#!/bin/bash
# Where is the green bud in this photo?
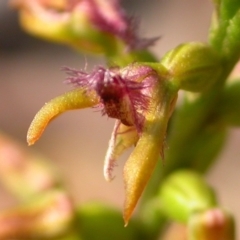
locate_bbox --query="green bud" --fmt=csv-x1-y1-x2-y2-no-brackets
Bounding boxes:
161,42,222,92
159,170,217,223
188,208,235,240
76,202,146,240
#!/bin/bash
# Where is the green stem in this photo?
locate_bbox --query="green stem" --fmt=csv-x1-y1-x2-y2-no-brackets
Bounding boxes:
105,41,159,66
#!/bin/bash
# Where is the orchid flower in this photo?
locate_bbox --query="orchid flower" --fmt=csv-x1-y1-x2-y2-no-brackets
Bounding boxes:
12,0,158,54
27,63,178,225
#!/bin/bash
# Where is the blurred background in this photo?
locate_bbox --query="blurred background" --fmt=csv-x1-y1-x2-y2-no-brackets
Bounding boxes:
0,0,240,235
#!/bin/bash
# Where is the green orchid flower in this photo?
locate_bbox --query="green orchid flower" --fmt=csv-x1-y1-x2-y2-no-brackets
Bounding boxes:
27,63,177,225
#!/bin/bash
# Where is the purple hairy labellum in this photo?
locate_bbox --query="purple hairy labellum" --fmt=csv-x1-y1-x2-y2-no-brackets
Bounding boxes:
63,65,153,132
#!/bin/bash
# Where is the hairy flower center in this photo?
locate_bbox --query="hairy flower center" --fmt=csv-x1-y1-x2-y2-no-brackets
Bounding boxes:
95,71,134,126
63,65,151,132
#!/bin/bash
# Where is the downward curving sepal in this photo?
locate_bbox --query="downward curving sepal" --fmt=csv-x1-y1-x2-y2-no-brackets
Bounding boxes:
27,89,99,145
123,80,178,225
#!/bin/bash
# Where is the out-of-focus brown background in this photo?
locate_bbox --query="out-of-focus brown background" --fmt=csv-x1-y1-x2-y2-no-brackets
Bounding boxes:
1,0,240,235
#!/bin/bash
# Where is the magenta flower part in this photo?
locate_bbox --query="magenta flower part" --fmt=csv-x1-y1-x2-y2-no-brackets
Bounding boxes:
62,65,152,132
67,0,159,50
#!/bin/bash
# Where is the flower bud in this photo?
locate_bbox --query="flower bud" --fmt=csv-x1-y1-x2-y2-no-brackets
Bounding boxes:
0,133,60,200
188,208,235,240
161,42,222,92
159,170,217,223
0,191,74,239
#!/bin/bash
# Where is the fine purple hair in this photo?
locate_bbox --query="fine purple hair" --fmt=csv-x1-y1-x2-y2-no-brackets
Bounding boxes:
62,66,152,132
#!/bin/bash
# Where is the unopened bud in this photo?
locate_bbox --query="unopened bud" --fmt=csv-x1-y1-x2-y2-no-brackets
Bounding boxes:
0,133,60,200
188,208,235,240
161,42,222,92
159,170,217,223
0,191,74,239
